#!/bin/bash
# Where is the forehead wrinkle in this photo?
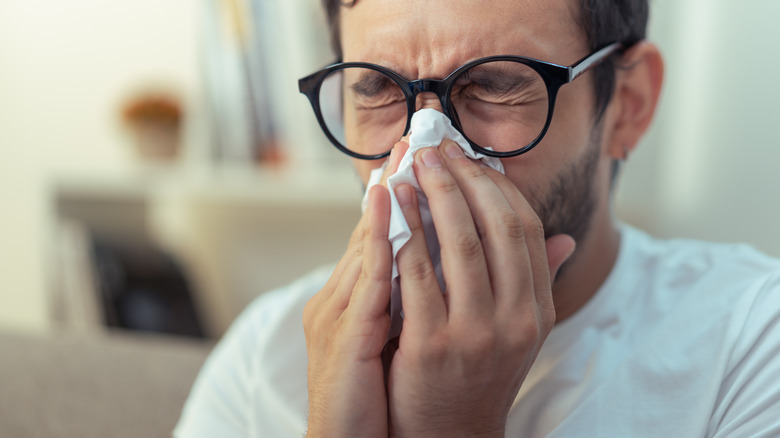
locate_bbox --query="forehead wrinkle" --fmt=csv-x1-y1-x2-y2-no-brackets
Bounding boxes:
345,30,548,81
340,0,588,78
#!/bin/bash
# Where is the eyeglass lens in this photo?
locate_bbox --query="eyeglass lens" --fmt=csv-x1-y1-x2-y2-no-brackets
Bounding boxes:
318,61,549,157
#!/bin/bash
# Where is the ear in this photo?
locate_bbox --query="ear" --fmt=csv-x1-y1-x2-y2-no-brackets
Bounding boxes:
603,41,664,160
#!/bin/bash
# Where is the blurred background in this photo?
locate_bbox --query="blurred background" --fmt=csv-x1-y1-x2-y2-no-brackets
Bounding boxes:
1,0,780,339
1,0,779,436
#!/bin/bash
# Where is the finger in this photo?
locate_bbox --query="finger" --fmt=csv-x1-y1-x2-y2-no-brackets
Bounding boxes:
413,146,493,321
328,185,383,307
438,142,534,308
304,245,363,352
347,141,405,273
394,183,447,333
481,166,575,310
307,197,378,328
379,141,408,188
479,165,549,308
359,140,406,219
545,234,576,285
310,230,363,312
348,184,393,321
329,254,365,313
330,143,404,307
319,200,373,305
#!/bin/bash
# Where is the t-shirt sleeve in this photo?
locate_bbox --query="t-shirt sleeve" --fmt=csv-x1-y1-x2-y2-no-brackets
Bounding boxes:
173,299,267,438
173,265,328,438
709,271,780,438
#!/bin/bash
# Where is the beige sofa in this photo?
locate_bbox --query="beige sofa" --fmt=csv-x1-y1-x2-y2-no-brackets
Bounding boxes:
0,330,211,438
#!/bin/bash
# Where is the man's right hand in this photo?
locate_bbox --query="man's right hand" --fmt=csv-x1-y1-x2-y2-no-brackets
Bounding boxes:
302,145,405,438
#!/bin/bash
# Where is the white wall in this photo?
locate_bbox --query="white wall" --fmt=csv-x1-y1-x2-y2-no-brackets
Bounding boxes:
616,0,780,257
0,0,199,332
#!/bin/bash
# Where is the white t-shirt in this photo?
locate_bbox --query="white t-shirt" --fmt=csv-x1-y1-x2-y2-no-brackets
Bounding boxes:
174,226,780,437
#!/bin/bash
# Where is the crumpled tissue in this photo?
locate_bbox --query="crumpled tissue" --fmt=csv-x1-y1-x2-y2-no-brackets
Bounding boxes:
362,108,505,340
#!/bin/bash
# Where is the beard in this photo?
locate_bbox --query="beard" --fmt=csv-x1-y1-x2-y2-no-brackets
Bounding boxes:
357,123,604,260
527,126,603,250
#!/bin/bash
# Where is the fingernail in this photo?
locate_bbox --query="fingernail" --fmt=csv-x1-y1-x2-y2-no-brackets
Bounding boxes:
445,142,464,159
395,185,413,207
421,148,442,168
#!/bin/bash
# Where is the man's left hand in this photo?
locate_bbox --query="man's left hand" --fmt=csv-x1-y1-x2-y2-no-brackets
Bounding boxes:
386,141,575,438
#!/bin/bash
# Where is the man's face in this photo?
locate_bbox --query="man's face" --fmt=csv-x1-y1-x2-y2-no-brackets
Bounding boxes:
340,0,614,243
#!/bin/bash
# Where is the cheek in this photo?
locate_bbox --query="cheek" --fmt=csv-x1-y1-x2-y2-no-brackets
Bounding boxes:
499,126,592,195
498,84,599,206
352,158,383,185
545,86,597,156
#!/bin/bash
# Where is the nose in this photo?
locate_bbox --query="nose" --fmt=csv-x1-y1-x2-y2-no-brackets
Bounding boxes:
415,92,444,112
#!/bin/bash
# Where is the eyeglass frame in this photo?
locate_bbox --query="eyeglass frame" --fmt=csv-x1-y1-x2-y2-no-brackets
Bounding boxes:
298,42,624,160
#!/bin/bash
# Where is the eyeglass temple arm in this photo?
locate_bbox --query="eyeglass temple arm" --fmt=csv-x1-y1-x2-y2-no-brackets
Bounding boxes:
569,42,623,82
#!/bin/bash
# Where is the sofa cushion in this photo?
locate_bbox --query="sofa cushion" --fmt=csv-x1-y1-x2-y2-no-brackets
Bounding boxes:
0,330,211,438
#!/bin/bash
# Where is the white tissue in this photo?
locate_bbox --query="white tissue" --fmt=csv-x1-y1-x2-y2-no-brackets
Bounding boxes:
362,108,504,339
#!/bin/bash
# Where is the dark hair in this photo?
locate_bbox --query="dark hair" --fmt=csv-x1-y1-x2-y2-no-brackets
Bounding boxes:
322,0,648,120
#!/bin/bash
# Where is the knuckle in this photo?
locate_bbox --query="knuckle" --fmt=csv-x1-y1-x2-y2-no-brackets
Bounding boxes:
349,221,369,247
360,253,390,284
400,251,435,282
349,239,365,259
451,231,484,262
512,330,540,353
523,214,545,242
353,268,371,291
459,159,487,180
304,308,325,343
506,313,543,351
462,326,498,357
419,330,449,361
354,269,381,296
361,270,383,291
496,210,526,241
430,174,460,196
303,293,325,334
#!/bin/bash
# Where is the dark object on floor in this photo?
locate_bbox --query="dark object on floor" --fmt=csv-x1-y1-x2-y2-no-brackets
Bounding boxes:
91,239,205,338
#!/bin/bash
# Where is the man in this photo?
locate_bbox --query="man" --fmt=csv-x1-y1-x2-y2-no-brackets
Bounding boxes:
175,0,780,437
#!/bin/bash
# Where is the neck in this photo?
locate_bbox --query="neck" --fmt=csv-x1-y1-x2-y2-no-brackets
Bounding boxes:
551,208,621,324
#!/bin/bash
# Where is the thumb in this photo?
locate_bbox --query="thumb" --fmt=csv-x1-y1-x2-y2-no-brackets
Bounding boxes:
545,234,576,282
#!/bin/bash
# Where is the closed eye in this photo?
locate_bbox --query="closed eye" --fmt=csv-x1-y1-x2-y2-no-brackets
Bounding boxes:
347,71,404,108
454,62,544,102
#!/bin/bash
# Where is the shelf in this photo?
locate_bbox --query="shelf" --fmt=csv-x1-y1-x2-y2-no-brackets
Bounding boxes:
53,162,365,208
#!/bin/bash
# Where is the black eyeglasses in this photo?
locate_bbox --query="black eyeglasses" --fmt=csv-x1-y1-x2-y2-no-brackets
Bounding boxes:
299,42,622,160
